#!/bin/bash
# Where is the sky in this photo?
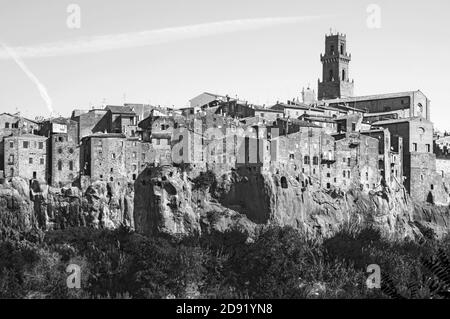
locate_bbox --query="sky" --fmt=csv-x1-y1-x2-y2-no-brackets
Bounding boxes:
0,0,449,130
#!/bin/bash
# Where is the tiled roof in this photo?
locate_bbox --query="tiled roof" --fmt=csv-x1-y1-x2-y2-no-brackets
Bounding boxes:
105,105,136,114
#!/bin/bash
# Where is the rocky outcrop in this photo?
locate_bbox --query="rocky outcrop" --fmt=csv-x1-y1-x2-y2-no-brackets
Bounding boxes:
0,177,134,233
1,165,450,241
133,166,257,239
133,165,450,240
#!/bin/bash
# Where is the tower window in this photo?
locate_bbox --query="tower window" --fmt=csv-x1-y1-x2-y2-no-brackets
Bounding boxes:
342,69,346,81
340,44,344,54
330,45,335,54
329,70,334,82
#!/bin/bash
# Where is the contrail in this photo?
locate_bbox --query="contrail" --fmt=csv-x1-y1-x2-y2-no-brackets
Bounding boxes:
0,15,331,59
1,43,53,114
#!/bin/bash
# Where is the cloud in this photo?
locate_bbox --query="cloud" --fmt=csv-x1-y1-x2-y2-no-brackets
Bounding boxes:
0,16,330,59
1,43,54,114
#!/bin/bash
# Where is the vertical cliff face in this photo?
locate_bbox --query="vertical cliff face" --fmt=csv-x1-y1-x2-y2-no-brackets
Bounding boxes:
217,170,419,239
1,165,449,241
133,166,257,239
0,177,134,233
133,166,450,240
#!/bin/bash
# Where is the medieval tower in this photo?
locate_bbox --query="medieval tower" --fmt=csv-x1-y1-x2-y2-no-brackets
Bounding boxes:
318,32,354,100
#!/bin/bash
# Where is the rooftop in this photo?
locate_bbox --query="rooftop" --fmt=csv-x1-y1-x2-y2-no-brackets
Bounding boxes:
105,105,136,115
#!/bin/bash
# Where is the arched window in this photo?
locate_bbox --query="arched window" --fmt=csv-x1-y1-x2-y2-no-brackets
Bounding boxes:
58,160,63,171
340,44,344,55
10,167,14,177
280,176,288,189
69,161,73,171
342,69,346,81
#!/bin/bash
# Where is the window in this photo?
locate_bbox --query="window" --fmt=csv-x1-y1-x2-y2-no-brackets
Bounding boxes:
343,171,346,178
348,158,351,167
23,141,29,149
58,148,63,154
5,122,9,128
132,152,137,159
112,153,116,159
9,142,13,148
289,154,295,160
330,45,335,54
366,172,369,181
110,168,114,173
280,176,288,189
132,165,137,171
40,158,44,165
304,156,310,165
351,122,356,131
156,139,161,145
58,160,62,171
342,69,346,81
426,144,431,152
413,143,418,152
69,161,73,171
38,142,44,149
313,156,319,165
340,44,344,54
329,69,333,81
8,154,14,163
69,148,74,154
29,158,33,164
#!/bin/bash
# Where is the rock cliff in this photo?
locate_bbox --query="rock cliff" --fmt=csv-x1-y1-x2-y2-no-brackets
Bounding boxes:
1,165,450,241
0,177,134,235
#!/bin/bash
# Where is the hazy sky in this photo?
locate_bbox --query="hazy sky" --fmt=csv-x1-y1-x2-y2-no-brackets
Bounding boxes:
0,0,449,130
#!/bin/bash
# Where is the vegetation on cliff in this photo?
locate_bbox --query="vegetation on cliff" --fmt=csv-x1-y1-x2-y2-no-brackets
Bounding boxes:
1,220,449,299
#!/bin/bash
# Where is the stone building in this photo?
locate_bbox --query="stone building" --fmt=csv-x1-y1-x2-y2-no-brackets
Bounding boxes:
3,134,47,182
189,92,230,108
38,118,80,186
0,113,40,138
360,128,403,187
71,108,108,141
318,32,354,100
328,91,430,123
80,133,149,183
102,105,139,138
332,133,379,191
372,117,435,201
80,133,128,183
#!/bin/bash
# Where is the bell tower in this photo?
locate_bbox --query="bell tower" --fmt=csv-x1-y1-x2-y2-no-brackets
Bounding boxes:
318,32,354,100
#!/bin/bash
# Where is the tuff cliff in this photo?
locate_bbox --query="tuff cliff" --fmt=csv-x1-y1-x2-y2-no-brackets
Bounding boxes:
1,165,450,241
0,177,134,237
133,165,450,240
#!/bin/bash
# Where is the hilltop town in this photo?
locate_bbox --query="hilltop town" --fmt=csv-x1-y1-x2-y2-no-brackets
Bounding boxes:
1,31,450,211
